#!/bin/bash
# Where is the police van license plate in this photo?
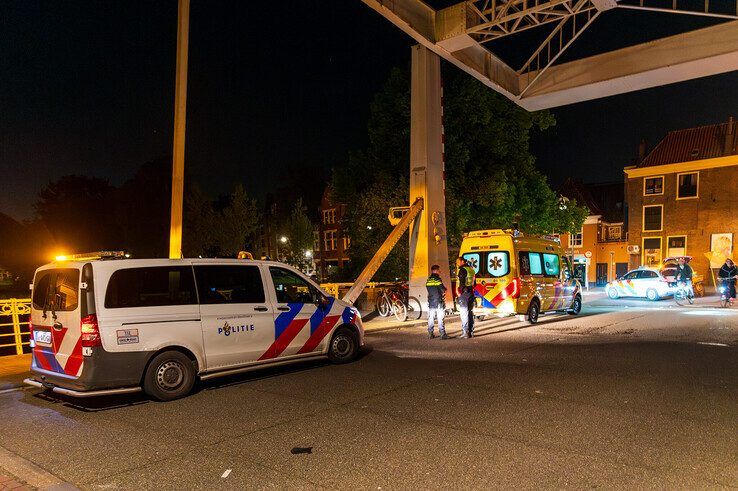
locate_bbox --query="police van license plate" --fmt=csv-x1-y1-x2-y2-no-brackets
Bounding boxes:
35,330,52,344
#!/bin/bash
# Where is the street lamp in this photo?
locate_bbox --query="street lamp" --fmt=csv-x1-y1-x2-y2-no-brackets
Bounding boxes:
275,235,288,261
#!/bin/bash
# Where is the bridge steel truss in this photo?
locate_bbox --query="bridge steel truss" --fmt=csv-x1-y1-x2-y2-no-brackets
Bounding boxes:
361,0,738,110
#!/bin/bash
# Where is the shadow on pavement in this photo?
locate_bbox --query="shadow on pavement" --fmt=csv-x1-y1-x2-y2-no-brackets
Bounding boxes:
27,347,375,412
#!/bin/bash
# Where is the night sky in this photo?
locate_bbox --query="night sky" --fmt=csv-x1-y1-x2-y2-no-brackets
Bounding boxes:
2,1,737,220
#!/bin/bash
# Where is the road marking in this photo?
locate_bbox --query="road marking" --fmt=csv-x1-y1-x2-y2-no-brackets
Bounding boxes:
697,342,730,347
221,469,231,478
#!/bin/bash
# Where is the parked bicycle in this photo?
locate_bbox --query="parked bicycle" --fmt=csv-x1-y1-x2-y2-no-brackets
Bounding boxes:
375,283,422,322
673,281,694,306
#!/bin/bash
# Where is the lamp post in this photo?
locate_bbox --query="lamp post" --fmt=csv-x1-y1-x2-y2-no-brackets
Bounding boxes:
305,249,314,275
168,0,190,259
275,235,287,261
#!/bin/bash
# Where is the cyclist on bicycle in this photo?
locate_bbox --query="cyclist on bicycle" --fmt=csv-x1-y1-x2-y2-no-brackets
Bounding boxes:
674,257,694,298
718,258,737,305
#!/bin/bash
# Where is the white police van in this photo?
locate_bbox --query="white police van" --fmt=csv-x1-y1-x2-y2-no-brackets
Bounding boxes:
25,253,364,400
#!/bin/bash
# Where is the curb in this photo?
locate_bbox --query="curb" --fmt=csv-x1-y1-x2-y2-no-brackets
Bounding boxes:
0,374,29,393
364,315,462,334
0,445,78,490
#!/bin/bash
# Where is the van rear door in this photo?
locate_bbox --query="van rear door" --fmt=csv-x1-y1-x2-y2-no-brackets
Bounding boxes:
30,267,84,377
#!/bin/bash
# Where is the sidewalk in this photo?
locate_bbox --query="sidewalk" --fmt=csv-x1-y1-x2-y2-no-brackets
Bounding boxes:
362,312,461,333
0,354,31,392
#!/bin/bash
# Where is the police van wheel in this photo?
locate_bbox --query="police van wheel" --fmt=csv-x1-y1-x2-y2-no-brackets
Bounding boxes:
568,295,582,315
328,327,359,364
143,351,195,401
527,300,540,325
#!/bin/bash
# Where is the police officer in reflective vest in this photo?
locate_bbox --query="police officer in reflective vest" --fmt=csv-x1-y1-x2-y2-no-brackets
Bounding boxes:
426,264,448,339
456,257,476,338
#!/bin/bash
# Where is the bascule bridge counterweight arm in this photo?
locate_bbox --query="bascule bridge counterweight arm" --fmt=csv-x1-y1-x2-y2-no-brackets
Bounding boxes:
341,198,424,305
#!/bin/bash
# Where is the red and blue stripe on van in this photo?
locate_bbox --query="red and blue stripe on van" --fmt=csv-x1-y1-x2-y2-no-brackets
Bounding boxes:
473,281,517,309
259,298,355,360
31,325,84,377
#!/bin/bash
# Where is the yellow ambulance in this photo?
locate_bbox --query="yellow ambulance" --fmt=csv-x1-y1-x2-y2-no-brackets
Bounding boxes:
458,229,582,324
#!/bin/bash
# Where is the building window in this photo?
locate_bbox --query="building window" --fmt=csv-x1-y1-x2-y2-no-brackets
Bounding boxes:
568,229,583,248
677,172,698,199
644,176,663,195
667,236,687,257
607,225,622,241
343,236,351,250
313,231,320,252
643,205,663,232
642,237,662,267
323,230,336,251
322,208,336,224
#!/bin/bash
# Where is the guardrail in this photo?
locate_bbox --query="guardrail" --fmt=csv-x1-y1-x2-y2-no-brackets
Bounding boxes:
320,282,403,312
0,298,31,356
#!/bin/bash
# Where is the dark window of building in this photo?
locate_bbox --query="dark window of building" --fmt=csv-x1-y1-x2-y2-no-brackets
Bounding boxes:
105,267,197,309
642,238,662,254
194,266,265,304
643,206,663,231
677,172,698,198
668,236,685,249
644,176,663,195
32,269,80,312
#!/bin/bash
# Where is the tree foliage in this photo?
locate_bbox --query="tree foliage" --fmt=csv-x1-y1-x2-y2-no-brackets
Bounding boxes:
32,160,260,261
333,65,588,280
34,175,120,252
284,198,314,272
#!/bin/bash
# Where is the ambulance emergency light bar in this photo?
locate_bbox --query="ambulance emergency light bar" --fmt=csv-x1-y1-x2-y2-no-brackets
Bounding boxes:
54,251,130,261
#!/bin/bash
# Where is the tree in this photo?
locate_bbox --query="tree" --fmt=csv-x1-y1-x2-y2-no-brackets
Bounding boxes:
333,65,588,279
182,184,217,257
211,184,259,257
284,198,314,272
35,175,120,253
115,158,171,257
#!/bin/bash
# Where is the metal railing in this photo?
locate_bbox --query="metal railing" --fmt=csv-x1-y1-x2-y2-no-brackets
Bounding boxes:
0,298,31,356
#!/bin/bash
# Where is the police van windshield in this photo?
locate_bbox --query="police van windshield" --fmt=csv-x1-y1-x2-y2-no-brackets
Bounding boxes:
462,251,510,278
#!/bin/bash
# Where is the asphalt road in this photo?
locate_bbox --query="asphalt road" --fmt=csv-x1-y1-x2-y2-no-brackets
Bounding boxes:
0,295,736,489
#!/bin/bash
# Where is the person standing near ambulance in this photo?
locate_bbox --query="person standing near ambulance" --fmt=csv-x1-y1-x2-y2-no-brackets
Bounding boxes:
426,264,449,339
456,256,476,338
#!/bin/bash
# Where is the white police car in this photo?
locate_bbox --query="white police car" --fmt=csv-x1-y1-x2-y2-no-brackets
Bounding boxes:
606,267,672,301
25,253,364,401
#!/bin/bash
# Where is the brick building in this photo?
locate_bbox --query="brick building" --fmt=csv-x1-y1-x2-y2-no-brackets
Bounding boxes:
314,187,351,281
624,117,738,283
558,179,629,287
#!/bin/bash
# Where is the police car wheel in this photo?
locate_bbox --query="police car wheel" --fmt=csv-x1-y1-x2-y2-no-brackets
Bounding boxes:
568,295,582,315
527,300,539,325
646,288,659,301
143,351,195,401
328,327,358,364
607,288,619,300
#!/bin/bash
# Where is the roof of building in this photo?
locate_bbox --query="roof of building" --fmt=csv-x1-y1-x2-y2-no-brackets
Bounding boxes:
639,118,738,167
559,178,624,223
